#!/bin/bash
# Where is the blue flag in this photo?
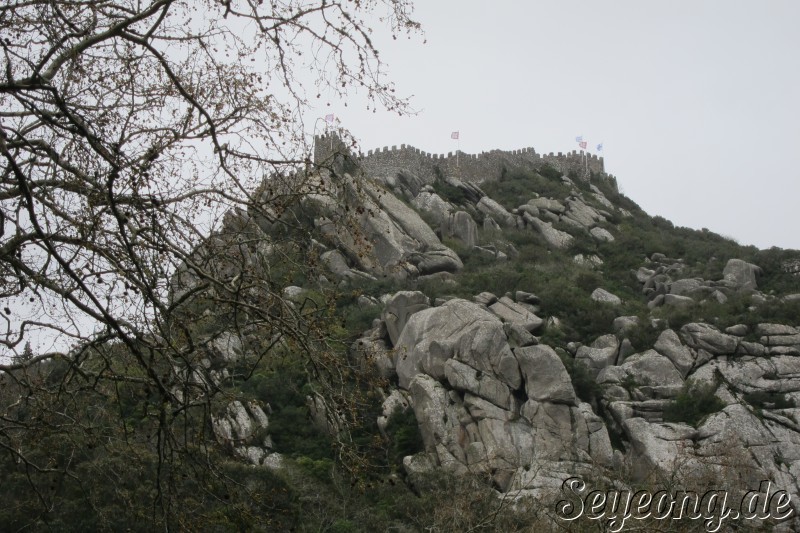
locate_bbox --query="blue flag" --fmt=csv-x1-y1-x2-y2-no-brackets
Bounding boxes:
575,135,583,143
596,143,603,152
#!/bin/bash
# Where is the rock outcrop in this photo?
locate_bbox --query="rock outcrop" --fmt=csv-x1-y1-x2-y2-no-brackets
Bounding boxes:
312,176,463,279
174,138,800,529
379,297,613,490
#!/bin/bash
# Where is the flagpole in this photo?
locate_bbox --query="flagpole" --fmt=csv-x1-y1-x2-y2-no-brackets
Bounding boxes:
576,135,589,179
451,131,460,170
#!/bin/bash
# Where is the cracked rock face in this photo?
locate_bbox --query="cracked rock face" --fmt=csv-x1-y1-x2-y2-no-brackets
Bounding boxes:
591,319,800,526
191,166,800,524
385,298,613,491
311,176,463,280
377,288,800,518
212,400,274,466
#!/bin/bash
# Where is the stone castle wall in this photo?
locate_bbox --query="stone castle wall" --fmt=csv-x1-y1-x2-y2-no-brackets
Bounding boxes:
313,133,605,185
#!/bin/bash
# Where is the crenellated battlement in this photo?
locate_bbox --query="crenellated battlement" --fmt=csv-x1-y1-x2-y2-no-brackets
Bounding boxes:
313,133,605,186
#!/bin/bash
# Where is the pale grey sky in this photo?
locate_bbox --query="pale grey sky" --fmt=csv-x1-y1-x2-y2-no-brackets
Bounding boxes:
326,0,800,250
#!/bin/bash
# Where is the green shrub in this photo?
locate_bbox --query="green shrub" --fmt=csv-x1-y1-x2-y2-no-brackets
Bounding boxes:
480,166,574,209
559,354,601,404
625,318,662,352
240,365,334,461
431,178,469,205
663,381,725,427
385,409,424,469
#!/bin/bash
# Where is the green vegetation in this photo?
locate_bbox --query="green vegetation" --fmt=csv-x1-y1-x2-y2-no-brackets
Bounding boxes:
663,381,726,427
560,353,602,404
431,177,469,205
6,148,800,531
482,165,577,208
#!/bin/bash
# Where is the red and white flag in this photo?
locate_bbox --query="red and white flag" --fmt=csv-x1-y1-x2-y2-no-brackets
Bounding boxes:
325,113,335,124
451,131,459,140
579,141,587,150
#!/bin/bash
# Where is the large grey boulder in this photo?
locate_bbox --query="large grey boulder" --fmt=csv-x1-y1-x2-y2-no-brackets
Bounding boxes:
636,267,656,283
207,331,245,364
514,345,576,404
669,278,706,296
528,197,565,214
377,389,411,436
575,335,619,378
589,186,615,210
515,291,540,305
473,417,536,475
212,400,273,465
488,296,544,332
591,288,622,305
573,254,604,268
590,227,615,242
525,216,573,249
624,418,700,480
519,401,575,461
394,299,520,390
517,204,540,218
575,402,614,467
679,322,739,355
444,359,513,410
440,210,478,247
617,349,685,399
653,329,695,377
409,248,463,275
212,400,269,444
476,196,515,227
473,291,498,306
663,294,694,307
722,258,762,290
408,374,534,478
411,191,453,224
612,315,639,334
352,336,395,379
318,177,463,278
503,322,538,348
756,323,799,336
320,249,375,281
379,170,428,199
760,333,800,347
564,198,605,228
408,374,471,468
382,291,430,346
483,216,501,235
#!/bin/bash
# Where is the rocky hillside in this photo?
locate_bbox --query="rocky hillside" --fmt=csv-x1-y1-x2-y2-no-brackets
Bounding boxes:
10,139,799,530
177,139,800,529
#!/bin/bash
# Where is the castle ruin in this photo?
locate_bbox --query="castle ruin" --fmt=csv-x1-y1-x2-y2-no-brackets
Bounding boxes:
313,133,605,185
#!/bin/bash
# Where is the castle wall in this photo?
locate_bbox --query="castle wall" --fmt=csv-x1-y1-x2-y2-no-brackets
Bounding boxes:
314,134,605,186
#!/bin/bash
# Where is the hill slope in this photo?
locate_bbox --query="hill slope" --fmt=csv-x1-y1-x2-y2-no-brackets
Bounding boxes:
4,138,800,530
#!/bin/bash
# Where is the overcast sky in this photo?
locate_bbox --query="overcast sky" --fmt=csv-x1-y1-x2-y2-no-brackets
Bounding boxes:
324,0,800,251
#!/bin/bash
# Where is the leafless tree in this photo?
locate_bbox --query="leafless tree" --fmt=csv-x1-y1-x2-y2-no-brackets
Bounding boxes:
0,0,418,527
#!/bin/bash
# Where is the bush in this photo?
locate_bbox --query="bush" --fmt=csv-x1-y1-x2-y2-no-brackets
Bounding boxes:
480,166,574,209
431,178,469,205
663,381,725,427
560,354,601,404
625,318,662,352
385,409,424,469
